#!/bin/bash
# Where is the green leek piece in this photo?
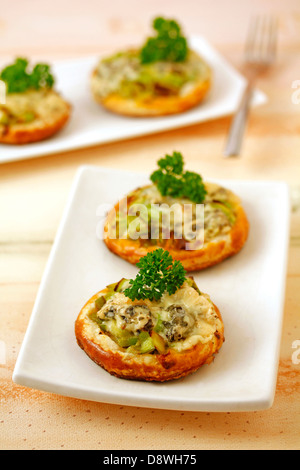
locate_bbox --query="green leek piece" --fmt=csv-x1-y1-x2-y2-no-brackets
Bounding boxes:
210,202,236,224
20,111,36,123
0,109,9,125
88,311,106,329
104,283,118,300
116,334,138,348
220,200,234,211
106,282,118,291
124,331,154,353
151,330,168,354
139,333,155,354
186,276,201,294
154,314,163,333
115,335,135,348
115,278,131,293
95,295,106,310
106,321,136,348
128,336,138,346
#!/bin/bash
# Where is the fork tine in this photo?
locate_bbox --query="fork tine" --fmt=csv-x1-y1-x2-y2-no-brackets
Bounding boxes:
224,15,277,157
266,16,278,63
258,16,269,61
244,16,257,62
244,15,278,64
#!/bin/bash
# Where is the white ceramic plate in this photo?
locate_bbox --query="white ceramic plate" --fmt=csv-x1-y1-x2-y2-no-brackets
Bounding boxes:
0,36,266,164
13,166,289,412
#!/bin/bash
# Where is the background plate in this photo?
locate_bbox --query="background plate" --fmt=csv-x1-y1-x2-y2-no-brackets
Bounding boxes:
13,166,289,412
0,36,266,164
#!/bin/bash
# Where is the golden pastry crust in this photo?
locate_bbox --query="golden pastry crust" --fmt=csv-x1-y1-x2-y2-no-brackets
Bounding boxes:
90,50,211,117
103,184,249,272
91,72,210,117
75,285,224,382
0,89,71,144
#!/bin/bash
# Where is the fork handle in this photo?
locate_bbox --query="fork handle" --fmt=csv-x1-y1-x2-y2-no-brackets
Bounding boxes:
223,81,253,157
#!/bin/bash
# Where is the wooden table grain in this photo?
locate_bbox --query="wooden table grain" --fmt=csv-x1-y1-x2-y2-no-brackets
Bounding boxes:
0,0,299,450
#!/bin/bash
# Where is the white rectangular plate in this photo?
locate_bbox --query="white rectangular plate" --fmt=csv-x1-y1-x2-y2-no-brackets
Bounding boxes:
13,166,290,412
0,36,266,164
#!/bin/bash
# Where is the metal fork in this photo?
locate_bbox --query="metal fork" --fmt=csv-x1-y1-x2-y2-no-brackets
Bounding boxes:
223,16,278,157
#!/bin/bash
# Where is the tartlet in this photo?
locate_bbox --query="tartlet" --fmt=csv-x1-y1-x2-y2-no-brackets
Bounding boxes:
103,154,249,272
91,18,211,117
0,58,71,144
75,271,224,382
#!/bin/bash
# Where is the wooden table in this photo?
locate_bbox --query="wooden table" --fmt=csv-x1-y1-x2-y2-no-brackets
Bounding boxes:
1,0,299,450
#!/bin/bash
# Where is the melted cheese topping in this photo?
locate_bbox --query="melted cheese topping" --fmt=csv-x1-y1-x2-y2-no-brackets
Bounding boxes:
109,182,239,246
0,89,69,130
92,281,222,353
92,49,210,99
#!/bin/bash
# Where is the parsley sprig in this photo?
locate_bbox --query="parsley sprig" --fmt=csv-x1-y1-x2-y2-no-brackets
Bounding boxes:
150,151,207,203
140,17,188,64
0,58,55,94
124,249,186,302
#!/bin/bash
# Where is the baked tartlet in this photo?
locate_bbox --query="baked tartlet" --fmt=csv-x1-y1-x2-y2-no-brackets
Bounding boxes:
75,249,224,382
0,58,71,144
104,152,249,272
91,17,211,117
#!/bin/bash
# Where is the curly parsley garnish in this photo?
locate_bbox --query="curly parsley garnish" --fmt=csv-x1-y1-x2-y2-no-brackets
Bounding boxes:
124,249,186,302
0,58,55,94
140,17,188,64
150,151,207,203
